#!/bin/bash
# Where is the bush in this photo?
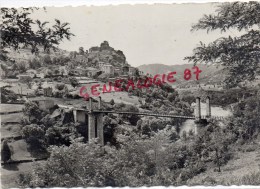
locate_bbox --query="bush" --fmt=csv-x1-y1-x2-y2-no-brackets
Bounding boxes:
23,101,45,123
21,125,45,138
1,86,18,103
115,104,140,126
55,83,66,91
22,124,45,149
69,77,79,88
1,140,11,163
201,176,217,185
110,99,115,106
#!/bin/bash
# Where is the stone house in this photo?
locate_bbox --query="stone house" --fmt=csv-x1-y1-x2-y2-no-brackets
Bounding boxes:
43,87,53,97
17,74,33,80
114,67,122,76
26,69,37,78
98,61,106,68
129,67,138,76
101,64,115,75
122,66,129,75
85,67,99,77
75,55,88,64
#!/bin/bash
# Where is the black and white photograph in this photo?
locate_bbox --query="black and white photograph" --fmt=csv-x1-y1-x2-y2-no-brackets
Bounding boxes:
1,1,260,188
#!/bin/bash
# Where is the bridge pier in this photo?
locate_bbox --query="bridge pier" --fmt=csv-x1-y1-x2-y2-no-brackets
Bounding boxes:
194,97,209,135
195,97,201,120
206,96,211,118
97,113,104,145
88,113,96,140
87,97,104,145
97,96,104,145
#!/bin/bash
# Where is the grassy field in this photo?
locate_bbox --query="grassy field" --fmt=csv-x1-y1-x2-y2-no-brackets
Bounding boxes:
100,91,140,105
1,104,24,137
1,161,40,189
1,103,36,189
1,113,23,123
1,123,22,138
0,104,24,113
0,81,35,95
9,139,33,160
187,141,260,185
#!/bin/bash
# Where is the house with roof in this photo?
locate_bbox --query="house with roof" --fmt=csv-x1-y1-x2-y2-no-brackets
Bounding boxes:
85,67,100,77
74,76,95,85
101,64,115,75
59,66,69,76
129,67,138,76
122,65,129,75
17,74,33,80
114,67,122,76
138,70,144,76
36,72,45,79
89,46,100,53
26,69,37,78
98,61,106,68
75,55,88,64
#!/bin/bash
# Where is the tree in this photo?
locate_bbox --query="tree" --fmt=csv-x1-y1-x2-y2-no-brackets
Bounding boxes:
110,99,115,106
1,140,11,163
69,51,77,59
121,105,140,126
167,93,178,103
79,47,84,55
55,83,66,91
185,2,260,87
208,128,230,172
29,58,41,69
69,77,79,88
1,86,18,103
23,101,43,122
22,124,45,149
20,76,33,89
42,55,52,65
1,8,74,61
15,62,27,73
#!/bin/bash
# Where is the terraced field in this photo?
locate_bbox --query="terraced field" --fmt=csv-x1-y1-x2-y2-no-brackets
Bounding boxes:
1,103,35,189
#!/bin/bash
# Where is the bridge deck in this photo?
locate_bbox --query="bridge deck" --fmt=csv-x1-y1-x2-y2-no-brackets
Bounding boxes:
93,110,196,119
57,105,225,120
93,111,226,120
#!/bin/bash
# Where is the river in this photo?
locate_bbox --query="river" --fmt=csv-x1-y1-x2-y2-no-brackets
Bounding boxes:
179,103,232,136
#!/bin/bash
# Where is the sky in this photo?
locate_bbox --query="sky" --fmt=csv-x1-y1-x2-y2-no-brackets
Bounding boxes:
31,3,242,67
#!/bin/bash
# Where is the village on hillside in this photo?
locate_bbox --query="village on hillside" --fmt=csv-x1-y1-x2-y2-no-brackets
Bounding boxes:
1,41,146,102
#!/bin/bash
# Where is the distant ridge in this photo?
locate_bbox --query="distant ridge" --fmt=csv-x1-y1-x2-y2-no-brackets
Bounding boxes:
138,63,226,84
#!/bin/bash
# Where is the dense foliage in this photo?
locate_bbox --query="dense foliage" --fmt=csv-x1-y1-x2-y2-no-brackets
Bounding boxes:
18,88,260,187
1,7,74,60
185,2,260,87
1,86,19,103
227,94,260,141
18,120,236,187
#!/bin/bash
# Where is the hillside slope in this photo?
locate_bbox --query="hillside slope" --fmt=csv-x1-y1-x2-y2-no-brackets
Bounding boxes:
138,63,225,85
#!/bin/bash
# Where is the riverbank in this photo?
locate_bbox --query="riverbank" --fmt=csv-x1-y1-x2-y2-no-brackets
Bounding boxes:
180,103,232,135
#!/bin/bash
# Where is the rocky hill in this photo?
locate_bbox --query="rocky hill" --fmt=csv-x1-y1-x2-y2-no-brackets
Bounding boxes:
74,41,127,68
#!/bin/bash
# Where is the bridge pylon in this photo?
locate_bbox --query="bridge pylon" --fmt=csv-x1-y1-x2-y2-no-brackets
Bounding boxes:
87,97,104,146
206,96,211,118
194,96,211,134
195,97,201,120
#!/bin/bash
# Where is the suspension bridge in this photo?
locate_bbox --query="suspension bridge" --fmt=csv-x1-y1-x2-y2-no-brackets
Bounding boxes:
66,96,225,146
